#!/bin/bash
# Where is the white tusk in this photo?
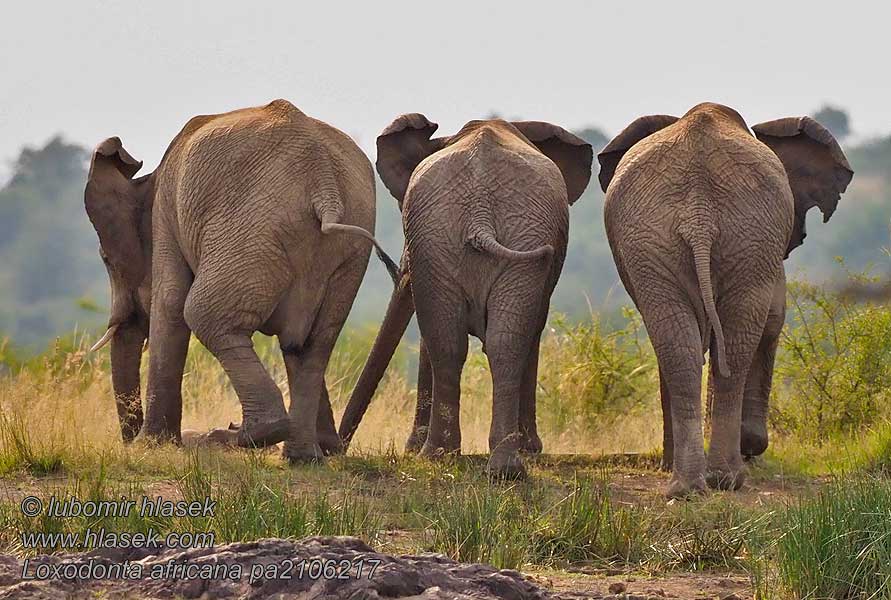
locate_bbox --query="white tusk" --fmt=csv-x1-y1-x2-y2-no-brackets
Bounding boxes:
142,338,149,354
90,324,119,352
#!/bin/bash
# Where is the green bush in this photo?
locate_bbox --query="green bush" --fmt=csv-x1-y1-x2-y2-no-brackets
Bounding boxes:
771,278,891,441
537,309,658,433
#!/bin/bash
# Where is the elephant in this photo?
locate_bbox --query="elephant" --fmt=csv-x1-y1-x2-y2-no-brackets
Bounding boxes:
84,99,397,460
337,114,593,478
597,102,853,497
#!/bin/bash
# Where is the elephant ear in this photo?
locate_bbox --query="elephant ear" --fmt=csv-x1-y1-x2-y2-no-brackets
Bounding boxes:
84,137,147,287
376,114,445,208
752,116,854,255
597,115,679,192
511,121,593,204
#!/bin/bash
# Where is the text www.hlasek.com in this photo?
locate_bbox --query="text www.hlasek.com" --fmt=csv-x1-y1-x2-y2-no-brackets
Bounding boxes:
21,528,215,551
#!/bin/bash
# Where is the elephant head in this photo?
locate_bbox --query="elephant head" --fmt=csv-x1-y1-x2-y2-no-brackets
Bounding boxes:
338,114,591,449
752,117,854,256
84,137,154,442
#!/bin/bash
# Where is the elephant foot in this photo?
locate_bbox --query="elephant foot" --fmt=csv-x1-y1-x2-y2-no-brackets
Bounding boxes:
181,429,203,448
487,450,527,481
317,433,344,456
740,424,769,459
404,427,429,454
665,473,707,499
135,428,180,446
283,442,325,464
119,419,143,445
519,431,543,455
706,467,746,491
419,440,461,460
234,417,290,448
660,443,674,472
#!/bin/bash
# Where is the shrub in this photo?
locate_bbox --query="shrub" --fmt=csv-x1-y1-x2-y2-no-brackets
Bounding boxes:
771,278,891,441
537,309,658,436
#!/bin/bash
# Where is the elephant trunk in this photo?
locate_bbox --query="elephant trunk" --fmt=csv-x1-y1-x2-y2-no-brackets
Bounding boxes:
338,273,415,448
109,322,145,443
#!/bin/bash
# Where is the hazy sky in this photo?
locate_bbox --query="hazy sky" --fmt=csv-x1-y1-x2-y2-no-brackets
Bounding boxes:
1,1,887,175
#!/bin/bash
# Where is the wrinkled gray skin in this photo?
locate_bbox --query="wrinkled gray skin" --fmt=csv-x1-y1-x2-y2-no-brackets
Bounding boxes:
598,103,853,497
85,100,396,460
338,115,593,478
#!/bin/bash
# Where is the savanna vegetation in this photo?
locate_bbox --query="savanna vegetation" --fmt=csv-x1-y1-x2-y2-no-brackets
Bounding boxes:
2,105,891,598
3,279,891,598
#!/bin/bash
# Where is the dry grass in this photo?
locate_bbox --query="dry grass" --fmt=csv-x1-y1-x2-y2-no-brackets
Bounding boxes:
4,295,891,597
0,317,664,468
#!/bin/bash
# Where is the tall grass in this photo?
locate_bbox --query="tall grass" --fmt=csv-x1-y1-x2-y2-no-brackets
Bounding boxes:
421,473,762,571
4,287,891,591
750,477,891,599
0,311,664,477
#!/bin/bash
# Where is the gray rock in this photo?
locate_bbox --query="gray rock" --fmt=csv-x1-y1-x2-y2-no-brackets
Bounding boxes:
0,536,561,599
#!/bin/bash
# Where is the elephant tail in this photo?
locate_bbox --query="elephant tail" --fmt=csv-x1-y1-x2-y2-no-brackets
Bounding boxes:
688,234,730,378
316,206,399,286
465,212,553,261
468,231,553,261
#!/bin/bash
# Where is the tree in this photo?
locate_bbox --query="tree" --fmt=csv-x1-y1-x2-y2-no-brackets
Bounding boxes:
812,105,851,142
574,126,609,152
0,136,103,348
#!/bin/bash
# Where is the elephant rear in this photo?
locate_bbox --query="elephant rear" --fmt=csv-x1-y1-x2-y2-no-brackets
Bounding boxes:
603,108,793,367
404,133,568,340
598,102,851,498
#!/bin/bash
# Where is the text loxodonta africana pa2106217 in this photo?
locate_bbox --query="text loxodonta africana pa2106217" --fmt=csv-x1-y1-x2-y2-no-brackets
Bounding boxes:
84,99,397,460
598,102,853,498
338,115,593,479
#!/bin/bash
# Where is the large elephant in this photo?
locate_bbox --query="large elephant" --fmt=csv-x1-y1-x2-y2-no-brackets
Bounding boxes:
597,102,853,497
85,99,396,460
337,115,593,478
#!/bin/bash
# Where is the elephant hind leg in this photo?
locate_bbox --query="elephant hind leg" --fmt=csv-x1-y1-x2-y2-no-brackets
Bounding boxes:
741,277,785,459
659,368,673,471
518,333,543,455
414,301,468,458
405,338,433,454
183,273,288,448
484,326,536,480
706,285,772,490
641,302,708,498
282,259,367,462
483,275,548,480
316,387,342,456
142,229,193,444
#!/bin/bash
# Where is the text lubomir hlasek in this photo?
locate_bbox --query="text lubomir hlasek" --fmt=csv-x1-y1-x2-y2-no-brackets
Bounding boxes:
41,496,215,518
